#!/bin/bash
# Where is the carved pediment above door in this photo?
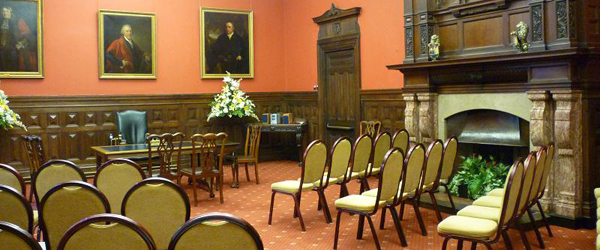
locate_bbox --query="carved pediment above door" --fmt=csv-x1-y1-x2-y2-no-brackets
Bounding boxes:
434,0,508,17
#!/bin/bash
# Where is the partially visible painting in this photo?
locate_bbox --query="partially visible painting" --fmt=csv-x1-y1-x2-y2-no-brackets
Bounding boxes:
0,0,43,78
201,7,253,79
98,10,156,79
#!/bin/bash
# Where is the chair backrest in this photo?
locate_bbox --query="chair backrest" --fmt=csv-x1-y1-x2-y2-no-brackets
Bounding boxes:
350,134,373,174
0,185,34,233
299,140,328,185
147,132,185,178
359,121,382,137
517,153,537,215
168,212,264,250
57,214,156,250
529,147,547,205
244,124,262,158
33,159,86,205
371,132,391,175
191,133,227,175
497,159,525,229
21,135,45,176
421,140,444,189
0,163,25,195
328,137,352,182
537,142,555,199
375,148,405,206
39,181,110,250
398,144,426,197
122,177,190,250
94,159,146,214
392,129,409,155
0,221,42,250
117,110,148,144
439,136,458,180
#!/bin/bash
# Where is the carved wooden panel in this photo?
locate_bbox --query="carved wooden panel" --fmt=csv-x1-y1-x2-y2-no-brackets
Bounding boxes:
360,90,406,134
464,17,503,48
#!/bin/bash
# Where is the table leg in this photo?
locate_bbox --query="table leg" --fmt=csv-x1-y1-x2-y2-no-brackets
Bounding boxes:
230,154,240,188
96,154,103,171
296,131,303,167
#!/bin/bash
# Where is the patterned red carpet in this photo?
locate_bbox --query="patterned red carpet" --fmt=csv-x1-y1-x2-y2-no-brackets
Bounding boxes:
184,161,595,250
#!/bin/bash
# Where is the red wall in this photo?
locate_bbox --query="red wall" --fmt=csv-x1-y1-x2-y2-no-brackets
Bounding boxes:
0,0,403,96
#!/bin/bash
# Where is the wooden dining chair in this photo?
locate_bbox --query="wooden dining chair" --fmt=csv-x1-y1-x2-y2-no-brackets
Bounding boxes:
94,158,146,213
21,135,45,201
57,214,156,250
0,185,34,233
359,120,381,137
333,148,405,250
38,181,110,250
0,163,26,196
0,221,42,250
437,159,526,250
392,129,409,155
32,159,86,205
268,140,330,231
122,177,191,250
168,212,264,250
179,132,227,205
417,140,445,222
238,124,262,184
146,132,185,179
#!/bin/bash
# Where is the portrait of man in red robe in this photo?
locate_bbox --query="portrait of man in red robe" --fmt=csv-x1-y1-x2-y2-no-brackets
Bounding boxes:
105,24,151,74
0,6,37,72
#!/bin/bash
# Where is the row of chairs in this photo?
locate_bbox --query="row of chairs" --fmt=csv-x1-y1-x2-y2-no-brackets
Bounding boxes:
0,165,263,250
0,212,263,250
437,143,555,250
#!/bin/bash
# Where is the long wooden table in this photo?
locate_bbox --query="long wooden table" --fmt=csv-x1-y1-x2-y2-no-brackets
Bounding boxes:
91,141,241,186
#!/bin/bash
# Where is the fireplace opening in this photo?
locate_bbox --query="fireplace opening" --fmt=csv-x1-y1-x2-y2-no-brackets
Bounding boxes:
446,109,530,165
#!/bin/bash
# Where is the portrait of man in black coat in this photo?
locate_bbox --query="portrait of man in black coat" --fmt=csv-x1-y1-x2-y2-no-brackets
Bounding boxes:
212,21,248,74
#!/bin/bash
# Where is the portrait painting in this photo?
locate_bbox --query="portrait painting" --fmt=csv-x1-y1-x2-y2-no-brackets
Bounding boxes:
201,7,253,79
98,10,156,79
0,0,43,78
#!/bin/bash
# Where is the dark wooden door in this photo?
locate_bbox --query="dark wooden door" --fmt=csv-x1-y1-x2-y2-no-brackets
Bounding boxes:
314,5,361,146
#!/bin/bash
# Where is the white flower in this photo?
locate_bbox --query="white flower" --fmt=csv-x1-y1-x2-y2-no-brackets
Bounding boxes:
223,76,233,83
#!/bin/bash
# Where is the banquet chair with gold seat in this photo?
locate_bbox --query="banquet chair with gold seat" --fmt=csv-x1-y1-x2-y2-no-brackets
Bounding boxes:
437,158,526,250
39,181,110,250
325,137,353,198
268,140,330,231
122,177,190,250
0,163,26,196
32,159,86,205
333,148,405,250
146,132,185,179
391,129,409,155
364,132,391,181
359,120,381,138
237,124,262,184
0,185,34,233
436,136,459,212
168,212,264,250
22,135,45,202
179,132,227,205
346,134,373,193
0,221,42,250
417,139,445,222
363,144,428,236
57,214,156,250
94,158,146,213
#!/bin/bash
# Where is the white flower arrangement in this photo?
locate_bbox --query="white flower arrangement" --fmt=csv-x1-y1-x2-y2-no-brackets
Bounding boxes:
0,90,26,131
207,72,258,121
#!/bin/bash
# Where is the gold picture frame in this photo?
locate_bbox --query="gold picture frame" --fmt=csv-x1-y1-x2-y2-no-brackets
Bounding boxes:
0,0,44,78
200,7,253,79
98,10,156,79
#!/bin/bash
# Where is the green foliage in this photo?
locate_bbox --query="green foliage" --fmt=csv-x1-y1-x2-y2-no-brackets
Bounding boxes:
448,154,510,200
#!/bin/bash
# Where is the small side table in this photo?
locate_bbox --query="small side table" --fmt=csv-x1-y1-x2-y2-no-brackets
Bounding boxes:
259,123,309,165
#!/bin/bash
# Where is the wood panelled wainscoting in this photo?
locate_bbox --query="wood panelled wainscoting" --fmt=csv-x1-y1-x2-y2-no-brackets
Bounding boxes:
0,90,405,178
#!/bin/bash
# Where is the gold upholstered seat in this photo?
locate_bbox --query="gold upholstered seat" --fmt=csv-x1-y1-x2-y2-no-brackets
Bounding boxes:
0,185,34,233
94,158,146,214
0,221,42,250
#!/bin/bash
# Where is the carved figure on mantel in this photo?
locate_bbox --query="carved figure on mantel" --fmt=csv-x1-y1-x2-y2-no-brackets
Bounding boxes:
428,34,440,61
511,21,529,53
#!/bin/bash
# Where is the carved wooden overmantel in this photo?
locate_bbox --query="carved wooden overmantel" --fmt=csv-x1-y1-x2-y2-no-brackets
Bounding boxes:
392,0,600,226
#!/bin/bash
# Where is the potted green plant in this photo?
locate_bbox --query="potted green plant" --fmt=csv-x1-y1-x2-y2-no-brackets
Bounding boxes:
448,154,509,200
